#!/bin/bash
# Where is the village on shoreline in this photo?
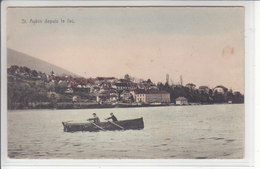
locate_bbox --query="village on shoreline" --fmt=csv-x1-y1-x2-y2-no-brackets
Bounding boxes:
7,65,244,110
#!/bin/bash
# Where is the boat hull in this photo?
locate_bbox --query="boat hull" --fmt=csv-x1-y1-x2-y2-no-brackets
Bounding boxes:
62,117,144,132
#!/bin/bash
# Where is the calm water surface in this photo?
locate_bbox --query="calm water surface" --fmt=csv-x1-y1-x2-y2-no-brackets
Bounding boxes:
8,104,244,159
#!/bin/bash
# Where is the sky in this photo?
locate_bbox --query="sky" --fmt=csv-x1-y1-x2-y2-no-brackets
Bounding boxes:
7,7,244,92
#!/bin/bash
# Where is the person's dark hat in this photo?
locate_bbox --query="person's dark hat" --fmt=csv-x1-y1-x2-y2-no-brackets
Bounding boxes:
110,113,113,115
93,113,96,115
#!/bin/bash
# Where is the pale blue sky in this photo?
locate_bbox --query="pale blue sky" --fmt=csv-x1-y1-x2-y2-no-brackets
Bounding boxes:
7,7,244,92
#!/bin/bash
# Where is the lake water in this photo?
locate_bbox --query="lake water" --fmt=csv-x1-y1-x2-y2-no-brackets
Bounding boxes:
8,104,244,159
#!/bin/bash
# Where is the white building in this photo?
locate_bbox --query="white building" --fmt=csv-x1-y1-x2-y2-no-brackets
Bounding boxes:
96,89,118,103
175,97,188,105
213,85,228,94
132,89,170,103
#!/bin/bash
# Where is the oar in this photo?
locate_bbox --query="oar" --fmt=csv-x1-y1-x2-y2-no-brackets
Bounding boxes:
106,120,124,130
90,122,105,131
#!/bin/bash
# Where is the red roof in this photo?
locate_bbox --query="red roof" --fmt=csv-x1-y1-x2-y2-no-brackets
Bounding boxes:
175,97,188,101
214,85,227,90
186,83,196,87
199,86,209,89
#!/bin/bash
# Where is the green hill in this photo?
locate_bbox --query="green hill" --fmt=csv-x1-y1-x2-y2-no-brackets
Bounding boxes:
7,48,77,76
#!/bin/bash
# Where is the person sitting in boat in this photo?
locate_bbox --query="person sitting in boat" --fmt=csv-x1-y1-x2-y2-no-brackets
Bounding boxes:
87,113,100,123
105,113,118,122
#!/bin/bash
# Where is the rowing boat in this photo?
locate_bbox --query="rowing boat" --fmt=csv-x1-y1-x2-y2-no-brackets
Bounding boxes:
62,117,144,132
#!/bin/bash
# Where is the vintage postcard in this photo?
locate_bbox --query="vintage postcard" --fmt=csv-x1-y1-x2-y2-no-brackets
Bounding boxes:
4,6,245,160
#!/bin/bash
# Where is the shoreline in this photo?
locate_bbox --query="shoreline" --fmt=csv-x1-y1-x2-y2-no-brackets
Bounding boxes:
7,102,244,111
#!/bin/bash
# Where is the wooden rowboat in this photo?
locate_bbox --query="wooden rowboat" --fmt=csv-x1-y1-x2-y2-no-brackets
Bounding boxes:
62,117,144,132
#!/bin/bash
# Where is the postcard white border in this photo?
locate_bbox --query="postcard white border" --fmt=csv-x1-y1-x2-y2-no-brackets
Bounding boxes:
1,1,257,169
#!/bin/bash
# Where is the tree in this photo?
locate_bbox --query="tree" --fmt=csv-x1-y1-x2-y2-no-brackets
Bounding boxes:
31,70,38,77
227,89,234,101
233,92,244,103
47,92,59,108
55,81,68,94
46,81,56,92
8,82,34,108
8,65,19,74
124,74,131,81
23,66,31,74
147,79,153,85
213,91,225,103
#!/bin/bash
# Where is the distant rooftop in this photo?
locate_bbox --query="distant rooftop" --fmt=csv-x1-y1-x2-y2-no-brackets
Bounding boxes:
175,97,188,101
134,89,169,94
199,86,209,89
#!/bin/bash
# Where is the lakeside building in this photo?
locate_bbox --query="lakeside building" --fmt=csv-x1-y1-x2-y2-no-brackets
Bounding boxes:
131,89,170,103
114,82,138,91
120,90,133,102
96,89,118,103
175,97,188,105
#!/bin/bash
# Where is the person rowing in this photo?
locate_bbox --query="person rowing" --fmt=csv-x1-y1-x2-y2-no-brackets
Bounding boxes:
105,113,118,122
105,113,124,129
87,113,100,123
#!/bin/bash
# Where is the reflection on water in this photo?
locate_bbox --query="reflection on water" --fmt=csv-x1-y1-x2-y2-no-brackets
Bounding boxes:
8,104,244,159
